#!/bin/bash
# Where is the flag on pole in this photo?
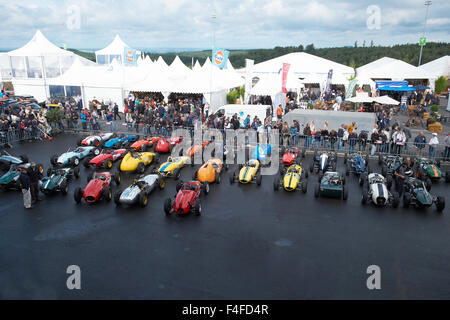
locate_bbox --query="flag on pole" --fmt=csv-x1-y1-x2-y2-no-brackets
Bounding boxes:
244,59,254,104
325,69,333,96
212,47,230,69
281,63,291,94
123,48,137,66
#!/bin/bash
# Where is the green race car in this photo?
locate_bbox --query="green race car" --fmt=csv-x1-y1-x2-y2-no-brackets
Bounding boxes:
314,171,348,200
40,167,81,195
414,157,450,184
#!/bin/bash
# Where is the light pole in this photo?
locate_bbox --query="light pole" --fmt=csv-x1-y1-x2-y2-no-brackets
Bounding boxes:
418,0,432,67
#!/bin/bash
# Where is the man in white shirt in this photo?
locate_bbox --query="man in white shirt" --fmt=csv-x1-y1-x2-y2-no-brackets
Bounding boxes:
332,102,340,111
428,133,439,159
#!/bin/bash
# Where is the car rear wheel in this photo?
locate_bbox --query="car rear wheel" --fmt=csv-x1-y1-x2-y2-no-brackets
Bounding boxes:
20,155,29,163
436,196,445,212
137,162,145,174
74,187,82,204
154,154,160,164
273,177,280,191
50,155,58,166
425,178,432,191
192,169,198,180
301,181,307,194
361,190,368,204
176,181,184,192
139,192,148,208
216,172,221,184
60,179,69,196
114,171,121,185
73,157,80,166
114,190,122,206
104,188,112,202
83,158,91,168
194,200,202,216
229,173,235,184
93,148,100,156
202,182,210,195
164,198,172,215
104,159,113,169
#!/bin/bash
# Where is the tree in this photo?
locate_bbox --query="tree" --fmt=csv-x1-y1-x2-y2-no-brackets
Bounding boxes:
363,40,366,48
298,44,304,51
370,40,374,47
435,76,447,95
305,44,315,53
354,41,358,48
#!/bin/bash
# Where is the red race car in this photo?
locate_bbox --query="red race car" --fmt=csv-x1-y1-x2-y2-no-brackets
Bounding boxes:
185,141,210,158
84,149,127,169
155,137,183,153
281,147,305,167
130,137,160,152
77,133,114,147
164,180,209,216
74,171,121,204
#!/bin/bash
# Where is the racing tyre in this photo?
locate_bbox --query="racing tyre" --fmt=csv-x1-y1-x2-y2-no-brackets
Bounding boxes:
93,148,100,156
74,167,80,179
386,175,393,190
216,172,221,184
273,177,280,191
139,192,148,208
436,196,445,212
93,139,100,147
174,168,181,180
202,182,210,195
229,173,235,184
60,179,69,196
304,169,309,179
141,144,147,152
50,155,58,166
114,172,121,185
74,187,82,204
114,190,122,206
392,192,400,208
164,198,172,215
137,162,145,174
361,189,368,204
83,158,91,168
343,186,348,201
318,171,323,182
72,157,80,166
302,181,307,194
19,155,29,163
192,170,198,180
154,154,160,164
314,184,320,198
194,200,202,216
256,173,262,186
403,193,411,209
158,178,166,190
104,188,112,202
104,159,113,169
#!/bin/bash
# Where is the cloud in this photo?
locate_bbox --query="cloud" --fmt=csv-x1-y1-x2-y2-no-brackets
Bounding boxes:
0,0,449,50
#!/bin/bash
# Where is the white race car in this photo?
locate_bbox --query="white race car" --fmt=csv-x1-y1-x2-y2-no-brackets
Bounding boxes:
114,174,166,207
78,133,114,147
361,173,399,208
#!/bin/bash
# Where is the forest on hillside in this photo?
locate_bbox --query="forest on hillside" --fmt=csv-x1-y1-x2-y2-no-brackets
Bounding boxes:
69,42,450,70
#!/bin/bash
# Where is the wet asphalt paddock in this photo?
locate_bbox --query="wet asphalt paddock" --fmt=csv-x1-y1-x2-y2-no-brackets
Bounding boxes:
1,134,450,299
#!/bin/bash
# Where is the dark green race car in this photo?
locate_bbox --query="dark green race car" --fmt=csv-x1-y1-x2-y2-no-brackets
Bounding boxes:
314,171,348,200
40,167,80,195
414,157,450,184
403,177,445,212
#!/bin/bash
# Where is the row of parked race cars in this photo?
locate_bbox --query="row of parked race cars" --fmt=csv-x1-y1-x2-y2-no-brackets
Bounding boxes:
0,133,449,215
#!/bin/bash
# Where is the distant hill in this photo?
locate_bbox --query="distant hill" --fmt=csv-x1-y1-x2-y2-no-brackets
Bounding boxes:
68,42,450,70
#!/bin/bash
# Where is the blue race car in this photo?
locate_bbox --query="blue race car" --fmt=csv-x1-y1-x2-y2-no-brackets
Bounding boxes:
51,146,100,167
344,153,371,185
104,134,139,149
0,151,29,171
251,144,272,164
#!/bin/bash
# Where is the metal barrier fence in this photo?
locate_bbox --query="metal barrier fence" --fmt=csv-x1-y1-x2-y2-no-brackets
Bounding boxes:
2,120,450,162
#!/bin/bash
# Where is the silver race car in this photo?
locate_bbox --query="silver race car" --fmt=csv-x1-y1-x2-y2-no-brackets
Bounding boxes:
361,173,399,208
114,174,166,207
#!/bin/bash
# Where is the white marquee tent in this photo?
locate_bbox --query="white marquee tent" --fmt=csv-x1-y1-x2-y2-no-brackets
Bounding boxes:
418,56,450,78
95,35,141,65
357,57,432,81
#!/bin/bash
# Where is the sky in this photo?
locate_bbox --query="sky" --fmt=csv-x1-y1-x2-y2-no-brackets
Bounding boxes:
0,0,449,51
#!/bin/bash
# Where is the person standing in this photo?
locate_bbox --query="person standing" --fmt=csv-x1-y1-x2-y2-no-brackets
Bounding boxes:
428,133,439,159
27,162,42,204
113,103,121,121
19,168,32,209
413,132,427,156
444,133,450,161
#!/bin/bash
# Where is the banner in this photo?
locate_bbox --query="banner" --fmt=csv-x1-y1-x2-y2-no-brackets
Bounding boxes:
325,69,333,96
212,47,230,69
346,79,358,100
281,63,290,94
244,59,254,104
123,47,137,66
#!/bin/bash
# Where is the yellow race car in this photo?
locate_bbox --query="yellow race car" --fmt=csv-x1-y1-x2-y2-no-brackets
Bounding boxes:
273,164,308,193
154,156,191,180
229,159,262,186
120,151,159,174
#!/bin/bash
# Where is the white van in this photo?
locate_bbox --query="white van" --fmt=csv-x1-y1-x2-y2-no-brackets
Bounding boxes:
214,104,271,127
